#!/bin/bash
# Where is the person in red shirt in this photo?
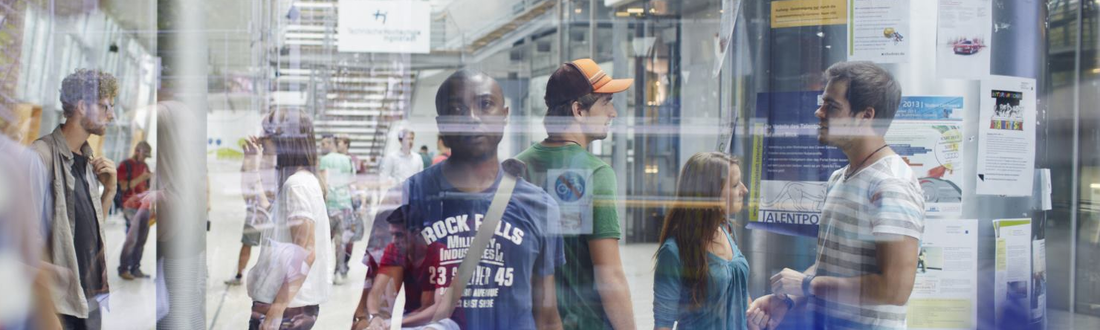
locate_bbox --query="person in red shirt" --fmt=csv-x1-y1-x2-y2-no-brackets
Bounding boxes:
117,141,152,280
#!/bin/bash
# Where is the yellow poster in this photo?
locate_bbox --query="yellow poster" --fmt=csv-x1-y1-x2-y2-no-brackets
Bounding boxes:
770,0,848,28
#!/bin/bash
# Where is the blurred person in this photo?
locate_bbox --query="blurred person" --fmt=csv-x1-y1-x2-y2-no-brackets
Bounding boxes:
336,135,365,174
358,70,564,330
379,128,423,185
335,136,367,272
653,152,762,330
117,141,153,280
32,69,119,330
320,134,336,156
514,58,636,329
750,61,925,329
319,130,358,283
1,114,62,330
352,215,437,330
418,145,431,169
245,109,332,330
226,137,277,286
431,137,450,165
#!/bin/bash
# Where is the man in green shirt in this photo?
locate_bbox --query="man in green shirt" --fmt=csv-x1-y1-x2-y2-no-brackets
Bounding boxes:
319,135,357,283
514,58,636,329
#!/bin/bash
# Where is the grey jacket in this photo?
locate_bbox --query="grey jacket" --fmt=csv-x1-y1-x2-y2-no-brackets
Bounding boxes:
32,126,111,318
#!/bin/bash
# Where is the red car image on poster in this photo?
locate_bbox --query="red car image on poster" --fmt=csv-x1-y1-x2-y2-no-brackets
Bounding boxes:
953,39,985,55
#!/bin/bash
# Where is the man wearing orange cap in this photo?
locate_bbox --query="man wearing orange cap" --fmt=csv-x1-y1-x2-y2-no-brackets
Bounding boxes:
515,59,636,329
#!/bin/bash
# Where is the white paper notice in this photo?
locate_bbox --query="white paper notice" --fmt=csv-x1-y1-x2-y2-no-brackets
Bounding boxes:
993,219,1032,328
886,96,966,217
976,76,1037,196
937,0,992,79
848,0,910,63
338,0,432,54
906,219,978,330
713,0,744,77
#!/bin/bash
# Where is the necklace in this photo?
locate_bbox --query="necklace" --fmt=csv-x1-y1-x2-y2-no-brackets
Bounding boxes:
543,138,582,147
846,144,890,177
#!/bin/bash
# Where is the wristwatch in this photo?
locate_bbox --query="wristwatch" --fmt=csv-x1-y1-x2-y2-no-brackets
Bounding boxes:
780,294,795,310
802,274,816,298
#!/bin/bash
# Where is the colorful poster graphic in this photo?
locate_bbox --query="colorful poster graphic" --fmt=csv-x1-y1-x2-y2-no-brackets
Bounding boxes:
748,91,847,237
546,168,594,235
770,0,848,29
993,218,1032,328
886,96,965,217
907,219,979,330
937,0,992,79
848,0,910,63
976,76,1037,196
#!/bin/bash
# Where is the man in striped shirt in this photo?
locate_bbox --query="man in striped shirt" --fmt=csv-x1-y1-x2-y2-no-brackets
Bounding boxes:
747,61,925,329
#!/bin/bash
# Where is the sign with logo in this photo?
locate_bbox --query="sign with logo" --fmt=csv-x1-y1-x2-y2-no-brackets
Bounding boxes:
547,169,593,235
338,0,431,54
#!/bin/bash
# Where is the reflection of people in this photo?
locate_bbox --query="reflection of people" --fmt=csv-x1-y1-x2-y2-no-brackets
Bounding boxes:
226,136,276,286
418,146,432,169
917,249,927,273
654,153,759,330
1,120,60,330
752,62,925,329
319,132,357,283
33,69,119,330
117,141,153,280
515,58,636,329
245,109,332,330
431,137,450,165
379,129,423,185
359,70,564,329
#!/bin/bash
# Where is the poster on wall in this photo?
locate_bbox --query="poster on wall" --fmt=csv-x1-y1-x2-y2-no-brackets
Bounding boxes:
1031,239,1047,324
885,96,966,217
338,0,431,54
906,219,978,330
994,218,1033,328
748,91,847,237
976,76,1037,196
936,0,992,79
770,0,848,29
848,0,910,63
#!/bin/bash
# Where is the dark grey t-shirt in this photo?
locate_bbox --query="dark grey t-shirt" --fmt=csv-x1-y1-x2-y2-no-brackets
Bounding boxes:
71,153,105,294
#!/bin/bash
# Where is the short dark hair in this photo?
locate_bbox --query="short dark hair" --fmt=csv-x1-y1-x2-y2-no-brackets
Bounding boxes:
824,61,902,135
434,69,489,116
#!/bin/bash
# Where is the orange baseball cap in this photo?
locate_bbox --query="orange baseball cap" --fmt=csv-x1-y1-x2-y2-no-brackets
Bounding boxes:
545,58,633,108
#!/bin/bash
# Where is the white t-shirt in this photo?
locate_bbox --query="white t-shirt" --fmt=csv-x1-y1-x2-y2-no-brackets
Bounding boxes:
380,152,424,184
248,171,332,307
811,154,925,328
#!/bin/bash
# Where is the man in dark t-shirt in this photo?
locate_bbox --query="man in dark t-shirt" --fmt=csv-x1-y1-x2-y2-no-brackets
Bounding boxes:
32,69,119,330
356,70,565,330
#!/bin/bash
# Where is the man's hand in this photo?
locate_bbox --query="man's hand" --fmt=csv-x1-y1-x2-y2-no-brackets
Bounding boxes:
91,157,117,190
770,268,808,296
260,309,284,330
747,294,791,330
243,136,265,172
365,316,387,330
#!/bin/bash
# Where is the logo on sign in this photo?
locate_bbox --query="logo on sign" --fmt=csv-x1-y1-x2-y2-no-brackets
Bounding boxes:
554,172,586,202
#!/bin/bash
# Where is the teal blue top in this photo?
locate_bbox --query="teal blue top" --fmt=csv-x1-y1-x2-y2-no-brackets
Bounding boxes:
653,225,750,330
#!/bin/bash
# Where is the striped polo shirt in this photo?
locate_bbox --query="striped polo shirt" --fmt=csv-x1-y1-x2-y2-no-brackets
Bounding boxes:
811,154,925,329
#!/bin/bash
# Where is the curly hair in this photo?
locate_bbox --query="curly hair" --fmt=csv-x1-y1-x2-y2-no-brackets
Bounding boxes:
59,69,119,118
